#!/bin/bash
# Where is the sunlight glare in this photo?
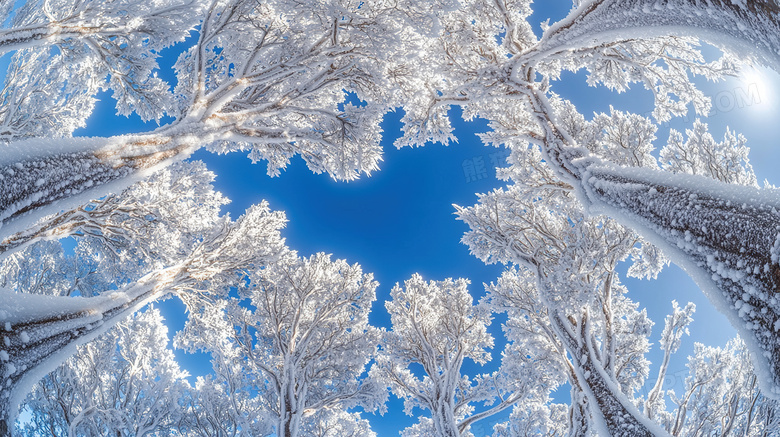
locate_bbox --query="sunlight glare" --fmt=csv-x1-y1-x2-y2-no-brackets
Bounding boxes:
736,66,774,112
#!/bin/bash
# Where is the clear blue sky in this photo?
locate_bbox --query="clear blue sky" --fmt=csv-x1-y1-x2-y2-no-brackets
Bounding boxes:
69,2,780,435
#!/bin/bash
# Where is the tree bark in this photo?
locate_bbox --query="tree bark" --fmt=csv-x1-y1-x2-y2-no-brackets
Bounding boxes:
0,265,186,431
0,126,203,245
581,163,780,398
518,75,780,401
515,0,780,74
549,310,666,436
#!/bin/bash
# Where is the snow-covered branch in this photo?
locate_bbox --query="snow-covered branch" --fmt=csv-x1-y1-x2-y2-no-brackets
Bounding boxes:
0,199,287,430
374,274,538,437
176,251,382,437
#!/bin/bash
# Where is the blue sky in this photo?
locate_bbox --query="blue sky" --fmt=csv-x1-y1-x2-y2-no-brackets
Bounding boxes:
65,1,780,435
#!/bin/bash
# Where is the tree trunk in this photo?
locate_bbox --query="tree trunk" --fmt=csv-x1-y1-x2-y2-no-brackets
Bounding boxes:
515,0,780,74
0,265,185,430
432,401,460,437
281,414,294,437
581,163,780,398
0,126,202,245
567,385,591,437
279,406,301,437
278,379,301,437
549,310,667,436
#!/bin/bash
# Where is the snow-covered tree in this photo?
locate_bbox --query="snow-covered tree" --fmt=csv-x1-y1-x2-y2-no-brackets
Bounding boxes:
644,301,696,421
660,337,780,436
549,111,780,401
0,0,434,432
487,300,780,436
490,400,569,437
373,274,542,437
0,163,287,432
0,0,202,58
384,0,780,402
0,159,227,268
0,0,206,137
299,410,377,437
480,262,661,435
0,0,436,239
513,1,780,75
454,105,671,433
176,251,383,437
461,99,732,433
453,65,780,431
5,0,780,435
182,375,270,437
461,169,774,436
17,307,190,437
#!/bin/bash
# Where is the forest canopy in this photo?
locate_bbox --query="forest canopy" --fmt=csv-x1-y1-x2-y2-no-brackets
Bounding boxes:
1,0,780,436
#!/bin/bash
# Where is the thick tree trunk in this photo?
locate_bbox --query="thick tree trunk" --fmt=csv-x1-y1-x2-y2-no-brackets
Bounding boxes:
0,265,185,431
278,379,301,437
518,72,780,401
0,125,204,245
279,407,301,437
514,0,780,74
581,163,780,398
432,402,461,437
282,415,294,437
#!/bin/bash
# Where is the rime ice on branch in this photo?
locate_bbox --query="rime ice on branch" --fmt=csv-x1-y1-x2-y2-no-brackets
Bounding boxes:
0,201,287,433
372,274,537,437
511,76,780,398
515,0,780,73
0,0,439,432
177,252,384,437
581,163,780,397
390,0,780,414
0,0,433,241
457,187,670,435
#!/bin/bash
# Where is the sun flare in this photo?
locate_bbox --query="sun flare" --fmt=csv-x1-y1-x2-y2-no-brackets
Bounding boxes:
736,66,774,111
